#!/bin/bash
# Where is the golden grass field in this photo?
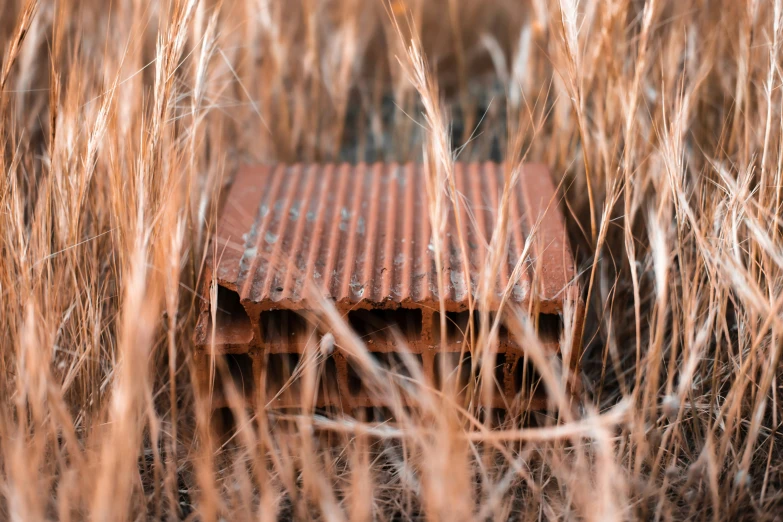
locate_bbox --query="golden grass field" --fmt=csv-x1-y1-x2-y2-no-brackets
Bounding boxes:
2,0,783,520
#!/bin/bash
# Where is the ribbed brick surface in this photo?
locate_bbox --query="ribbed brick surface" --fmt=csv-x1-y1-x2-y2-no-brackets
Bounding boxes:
194,162,582,411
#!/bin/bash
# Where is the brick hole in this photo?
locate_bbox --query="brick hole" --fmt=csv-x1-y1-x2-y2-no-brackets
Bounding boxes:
352,407,395,422
210,406,254,438
347,309,422,343
348,365,362,396
477,408,508,427
321,356,340,398
210,286,252,343
434,352,505,396
513,356,545,398
221,353,254,398
432,311,508,344
347,352,423,396
212,406,235,434
432,311,469,344
537,314,562,344
434,352,472,392
265,353,302,397
492,353,506,391
260,310,314,343
314,406,341,417
216,285,249,324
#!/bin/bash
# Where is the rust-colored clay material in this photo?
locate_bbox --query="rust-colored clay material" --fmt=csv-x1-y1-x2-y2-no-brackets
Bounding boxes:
194,163,583,410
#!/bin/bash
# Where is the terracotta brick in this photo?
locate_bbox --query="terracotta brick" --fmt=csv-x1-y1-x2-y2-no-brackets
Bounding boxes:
194,163,583,411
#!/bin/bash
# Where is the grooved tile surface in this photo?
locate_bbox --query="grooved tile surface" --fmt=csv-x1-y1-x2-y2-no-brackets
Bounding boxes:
210,162,575,313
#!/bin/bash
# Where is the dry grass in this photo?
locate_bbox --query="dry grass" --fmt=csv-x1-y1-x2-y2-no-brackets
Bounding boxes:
2,0,783,520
